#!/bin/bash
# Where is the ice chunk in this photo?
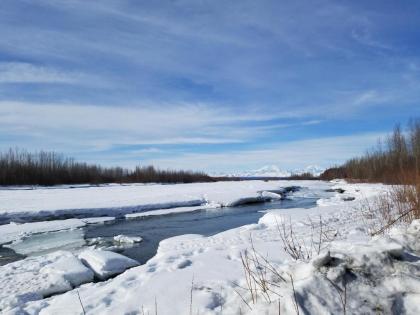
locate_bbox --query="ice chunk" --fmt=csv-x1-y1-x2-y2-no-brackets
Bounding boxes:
81,217,115,224
0,251,93,311
4,228,85,256
41,253,94,287
126,205,207,218
79,249,139,279
0,219,86,245
113,234,143,244
260,191,283,200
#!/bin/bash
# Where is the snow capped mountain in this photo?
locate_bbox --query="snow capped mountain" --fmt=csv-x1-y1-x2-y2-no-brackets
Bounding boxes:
215,165,325,178
298,165,325,176
241,165,291,178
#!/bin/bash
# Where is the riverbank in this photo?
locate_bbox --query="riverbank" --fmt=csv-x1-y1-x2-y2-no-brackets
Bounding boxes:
0,180,318,223
3,180,419,314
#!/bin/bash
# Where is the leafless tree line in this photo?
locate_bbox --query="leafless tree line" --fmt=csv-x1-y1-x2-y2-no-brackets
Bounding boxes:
321,118,420,184
320,118,420,227
0,148,213,186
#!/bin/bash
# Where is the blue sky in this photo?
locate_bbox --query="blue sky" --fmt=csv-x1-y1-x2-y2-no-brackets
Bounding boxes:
1,0,419,172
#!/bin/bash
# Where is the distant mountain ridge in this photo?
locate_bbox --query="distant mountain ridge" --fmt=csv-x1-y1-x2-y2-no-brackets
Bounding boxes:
214,165,324,178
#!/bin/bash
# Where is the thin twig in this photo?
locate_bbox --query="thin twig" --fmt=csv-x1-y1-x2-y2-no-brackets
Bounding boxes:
371,207,415,235
289,274,300,315
189,274,194,315
230,282,253,311
76,289,86,315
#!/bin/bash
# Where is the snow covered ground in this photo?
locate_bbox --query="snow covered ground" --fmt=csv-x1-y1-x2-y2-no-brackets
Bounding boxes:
0,251,94,311
0,180,314,223
1,180,419,314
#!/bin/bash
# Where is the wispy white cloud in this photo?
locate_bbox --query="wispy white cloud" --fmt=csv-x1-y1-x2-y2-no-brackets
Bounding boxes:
137,132,386,172
0,62,76,83
0,62,107,86
351,27,392,51
0,101,311,151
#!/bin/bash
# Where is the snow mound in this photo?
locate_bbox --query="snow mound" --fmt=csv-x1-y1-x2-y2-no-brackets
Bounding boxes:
78,249,139,280
251,219,420,315
0,251,93,311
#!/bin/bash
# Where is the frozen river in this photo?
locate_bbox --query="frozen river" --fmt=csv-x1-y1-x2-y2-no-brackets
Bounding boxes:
0,191,319,265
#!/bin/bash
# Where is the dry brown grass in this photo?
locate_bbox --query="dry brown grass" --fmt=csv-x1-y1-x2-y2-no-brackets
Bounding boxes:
277,216,338,261
236,241,299,314
360,182,420,235
233,216,339,313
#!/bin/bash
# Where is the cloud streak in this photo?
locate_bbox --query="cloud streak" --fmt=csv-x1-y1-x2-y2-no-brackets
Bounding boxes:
0,62,77,83
105,132,386,171
0,101,320,153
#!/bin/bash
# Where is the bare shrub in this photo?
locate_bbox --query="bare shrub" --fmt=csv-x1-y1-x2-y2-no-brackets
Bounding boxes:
277,218,309,261
359,193,395,235
236,244,302,314
234,217,338,313
239,237,285,304
236,242,299,313
360,184,420,235
277,216,338,261
392,184,420,222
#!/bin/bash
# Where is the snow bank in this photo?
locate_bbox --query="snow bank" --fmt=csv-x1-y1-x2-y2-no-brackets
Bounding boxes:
0,180,320,222
0,251,93,311
269,220,420,314
78,249,139,280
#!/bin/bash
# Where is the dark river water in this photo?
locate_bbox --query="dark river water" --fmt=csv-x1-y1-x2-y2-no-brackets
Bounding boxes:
0,195,319,266
85,196,318,264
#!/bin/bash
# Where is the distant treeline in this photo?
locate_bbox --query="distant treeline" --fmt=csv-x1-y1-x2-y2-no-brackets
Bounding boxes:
321,119,420,184
287,172,318,180
0,149,213,186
